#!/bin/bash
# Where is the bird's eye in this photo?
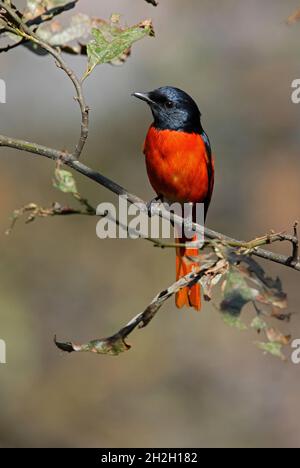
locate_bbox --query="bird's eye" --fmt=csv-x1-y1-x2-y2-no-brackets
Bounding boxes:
165,101,174,109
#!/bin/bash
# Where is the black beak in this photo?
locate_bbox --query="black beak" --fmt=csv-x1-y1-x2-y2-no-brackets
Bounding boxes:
132,92,155,105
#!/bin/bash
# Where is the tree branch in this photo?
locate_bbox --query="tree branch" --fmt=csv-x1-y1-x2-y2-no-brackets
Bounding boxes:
144,0,158,6
0,1,89,159
1,132,299,272
291,221,299,265
26,1,79,28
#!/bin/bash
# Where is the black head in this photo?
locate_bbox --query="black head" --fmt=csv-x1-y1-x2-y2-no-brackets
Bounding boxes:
132,86,202,133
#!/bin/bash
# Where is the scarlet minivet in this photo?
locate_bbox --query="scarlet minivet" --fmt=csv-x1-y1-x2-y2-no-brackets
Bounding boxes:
133,86,214,311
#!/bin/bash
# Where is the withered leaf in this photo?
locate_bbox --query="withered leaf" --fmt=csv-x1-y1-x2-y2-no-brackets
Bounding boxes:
217,250,290,359
287,9,300,25
24,0,78,22
224,250,288,316
37,13,92,45
200,258,227,301
54,335,131,356
265,328,291,346
271,308,291,322
220,267,258,316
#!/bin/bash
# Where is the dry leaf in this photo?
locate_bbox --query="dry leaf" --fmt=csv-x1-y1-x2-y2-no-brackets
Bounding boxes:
265,328,291,346
287,9,300,25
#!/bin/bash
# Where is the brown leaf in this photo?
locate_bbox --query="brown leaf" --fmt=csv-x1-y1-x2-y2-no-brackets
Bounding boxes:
287,9,300,25
255,290,287,310
200,259,228,300
265,328,291,346
271,308,291,322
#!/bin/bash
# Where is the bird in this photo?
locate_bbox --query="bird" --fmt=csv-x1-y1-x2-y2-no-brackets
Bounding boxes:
133,86,214,311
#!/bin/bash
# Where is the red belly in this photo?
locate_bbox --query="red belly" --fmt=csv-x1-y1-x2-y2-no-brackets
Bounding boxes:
144,127,211,203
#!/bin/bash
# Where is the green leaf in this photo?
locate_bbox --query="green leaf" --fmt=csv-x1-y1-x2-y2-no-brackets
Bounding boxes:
251,316,267,332
53,169,78,194
255,342,286,360
84,17,154,79
222,313,248,330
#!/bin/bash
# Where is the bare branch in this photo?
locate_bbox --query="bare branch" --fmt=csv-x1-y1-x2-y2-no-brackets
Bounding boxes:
0,38,26,53
5,201,93,235
55,258,217,355
0,1,89,159
0,132,300,272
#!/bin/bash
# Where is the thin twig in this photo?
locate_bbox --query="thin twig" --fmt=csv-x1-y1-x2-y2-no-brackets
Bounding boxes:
0,1,89,159
147,231,299,252
0,133,299,272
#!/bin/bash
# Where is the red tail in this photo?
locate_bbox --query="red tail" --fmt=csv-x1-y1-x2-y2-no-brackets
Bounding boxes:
175,234,201,311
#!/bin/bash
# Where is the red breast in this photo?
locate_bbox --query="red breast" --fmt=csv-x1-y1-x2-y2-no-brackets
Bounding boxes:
144,126,211,204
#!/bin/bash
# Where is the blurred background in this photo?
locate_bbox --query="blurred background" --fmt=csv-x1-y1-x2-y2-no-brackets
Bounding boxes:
0,0,300,448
